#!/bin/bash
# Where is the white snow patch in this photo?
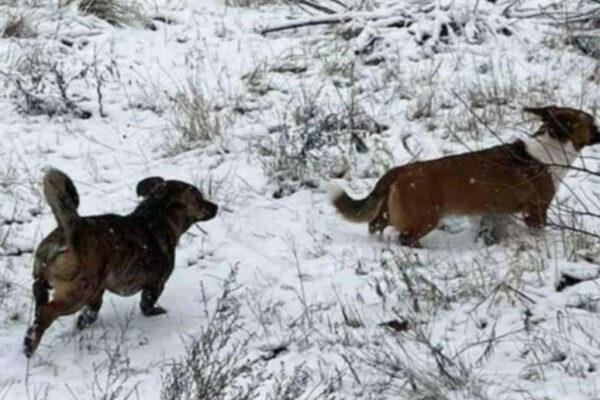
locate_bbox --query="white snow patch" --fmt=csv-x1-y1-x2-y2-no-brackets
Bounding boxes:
325,181,345,203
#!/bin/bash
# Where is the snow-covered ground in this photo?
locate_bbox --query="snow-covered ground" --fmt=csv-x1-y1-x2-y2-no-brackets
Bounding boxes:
1,0,600,398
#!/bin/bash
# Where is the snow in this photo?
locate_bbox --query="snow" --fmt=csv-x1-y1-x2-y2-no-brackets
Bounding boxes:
1,0,600,399
325,181,345,202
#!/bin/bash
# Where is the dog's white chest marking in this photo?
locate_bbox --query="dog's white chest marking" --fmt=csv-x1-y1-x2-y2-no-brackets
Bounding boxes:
523,133,578,190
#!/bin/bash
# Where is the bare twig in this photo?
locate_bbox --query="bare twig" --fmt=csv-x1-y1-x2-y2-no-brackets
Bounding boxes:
93,51,106,118
547,222,600,241
261,14,352,34
340,354,362,384
328,0,348,9
286,0,336,14
260,8,407,35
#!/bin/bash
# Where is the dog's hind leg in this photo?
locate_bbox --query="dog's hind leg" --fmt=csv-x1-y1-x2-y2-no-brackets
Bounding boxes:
33,277,50,308
369,207,389,235
140,281,167,317
396,213,440,248
77,289,104,330
477,214,511,245
24,293,83,357
24,276,51,357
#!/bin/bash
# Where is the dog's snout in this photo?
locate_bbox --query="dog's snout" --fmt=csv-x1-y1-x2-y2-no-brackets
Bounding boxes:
209,202,218,218
591,124,600,145
201,202,218,221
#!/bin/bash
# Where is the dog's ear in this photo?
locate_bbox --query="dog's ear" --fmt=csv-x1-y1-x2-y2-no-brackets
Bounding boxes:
524,106,578,142
523,106,559,120
136,177,167,198
523,106,585,126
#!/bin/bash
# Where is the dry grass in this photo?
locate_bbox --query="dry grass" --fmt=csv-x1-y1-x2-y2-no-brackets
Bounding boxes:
74,0,150,27
168,79,221,151
160,268,261,400
1,12,35,38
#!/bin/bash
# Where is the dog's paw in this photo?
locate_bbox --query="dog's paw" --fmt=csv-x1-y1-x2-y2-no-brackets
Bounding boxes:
23,328,35,358
142,306,167,317
76,309,98,330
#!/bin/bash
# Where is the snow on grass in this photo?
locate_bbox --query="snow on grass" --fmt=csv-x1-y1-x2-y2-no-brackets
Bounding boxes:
1,0,600,399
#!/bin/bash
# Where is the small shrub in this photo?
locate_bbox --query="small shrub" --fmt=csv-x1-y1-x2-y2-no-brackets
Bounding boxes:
0,267,13,310
257,103,390,198
265,363,312,400
1,12,35,38
4,48,92,119
160,267,261,400
89,311,140,400
73,0,151,28
168,79,221,151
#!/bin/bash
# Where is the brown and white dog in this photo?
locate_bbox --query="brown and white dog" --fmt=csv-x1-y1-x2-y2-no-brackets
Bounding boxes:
330,106,600,247
24,169,218,357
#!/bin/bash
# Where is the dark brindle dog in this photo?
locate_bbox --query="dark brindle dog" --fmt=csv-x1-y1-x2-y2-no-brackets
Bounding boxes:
24,169,218,357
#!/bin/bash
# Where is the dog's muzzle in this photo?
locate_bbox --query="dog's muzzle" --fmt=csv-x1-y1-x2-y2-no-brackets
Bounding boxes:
200,202,218,221
590,124,600,145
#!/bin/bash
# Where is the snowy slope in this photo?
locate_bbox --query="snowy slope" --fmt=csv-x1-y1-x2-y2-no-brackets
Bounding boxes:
1,0,600,399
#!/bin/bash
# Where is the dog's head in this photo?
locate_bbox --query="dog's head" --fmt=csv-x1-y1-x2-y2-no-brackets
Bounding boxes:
524,106,600,150
136,177,218,222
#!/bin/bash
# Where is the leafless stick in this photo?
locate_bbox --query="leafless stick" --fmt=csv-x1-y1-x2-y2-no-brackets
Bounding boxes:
547,222,600,240
328,0,348,9
286,0,336,14
260,8,406,35
340,354,362,384
261,15,352,34
93,51,106,118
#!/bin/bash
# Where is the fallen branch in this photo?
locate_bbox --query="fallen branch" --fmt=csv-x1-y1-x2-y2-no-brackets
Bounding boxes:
261,14,352,35
260,8,408,35
286,0,337,15
507,6,600,22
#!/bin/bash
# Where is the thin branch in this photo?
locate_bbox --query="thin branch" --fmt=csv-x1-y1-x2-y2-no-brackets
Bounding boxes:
547,221,600,240
285,0,337,14
261,14,353,35
260,8,407,35
328,0,348,9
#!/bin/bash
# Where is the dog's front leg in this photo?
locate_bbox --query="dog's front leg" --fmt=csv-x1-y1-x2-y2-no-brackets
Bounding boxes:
399,233,423,248
77,289,105,330
523,203,549,230
140,281,167,316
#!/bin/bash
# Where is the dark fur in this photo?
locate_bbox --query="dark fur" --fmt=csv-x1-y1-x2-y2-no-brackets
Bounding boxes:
24,169,218,357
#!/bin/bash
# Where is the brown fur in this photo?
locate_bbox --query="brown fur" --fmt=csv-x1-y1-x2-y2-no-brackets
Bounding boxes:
332,106,600,247
24,170,218,357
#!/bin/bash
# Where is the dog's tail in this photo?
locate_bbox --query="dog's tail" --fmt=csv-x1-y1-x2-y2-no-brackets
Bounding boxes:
327,180,387,223
43,168,80,241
